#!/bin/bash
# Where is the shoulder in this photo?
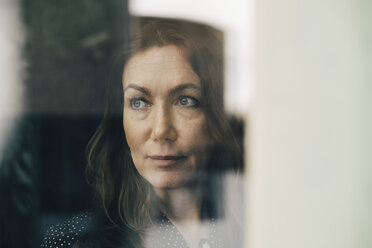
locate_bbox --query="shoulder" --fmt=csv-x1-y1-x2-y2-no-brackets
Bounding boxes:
41,212,94,248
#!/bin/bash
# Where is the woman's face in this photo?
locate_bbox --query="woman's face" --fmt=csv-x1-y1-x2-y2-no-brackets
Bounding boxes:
123,45,213,190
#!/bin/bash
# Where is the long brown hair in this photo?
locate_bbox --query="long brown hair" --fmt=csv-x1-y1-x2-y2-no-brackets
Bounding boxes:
86,18,242,247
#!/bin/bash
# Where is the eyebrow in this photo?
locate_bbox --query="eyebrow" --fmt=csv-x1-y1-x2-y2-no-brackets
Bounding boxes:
124,84,151,96
123,83,201,96
168,83,201,95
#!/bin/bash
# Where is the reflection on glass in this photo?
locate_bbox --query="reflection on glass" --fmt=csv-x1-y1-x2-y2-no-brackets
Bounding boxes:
0,2,244,247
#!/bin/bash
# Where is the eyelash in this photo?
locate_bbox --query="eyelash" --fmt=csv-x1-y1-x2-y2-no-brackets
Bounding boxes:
128,96,201,110
177,95,200,108
129,97,150,110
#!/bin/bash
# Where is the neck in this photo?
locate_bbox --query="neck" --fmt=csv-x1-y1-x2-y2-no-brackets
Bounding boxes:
154,183,203,223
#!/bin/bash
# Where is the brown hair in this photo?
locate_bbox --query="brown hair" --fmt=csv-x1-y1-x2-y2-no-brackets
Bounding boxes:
86,18,242,247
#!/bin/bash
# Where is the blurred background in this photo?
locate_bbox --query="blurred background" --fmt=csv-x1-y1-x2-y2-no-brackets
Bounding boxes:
1,0,371,248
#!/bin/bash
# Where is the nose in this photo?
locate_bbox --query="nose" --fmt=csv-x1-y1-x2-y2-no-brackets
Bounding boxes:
151,105,177,142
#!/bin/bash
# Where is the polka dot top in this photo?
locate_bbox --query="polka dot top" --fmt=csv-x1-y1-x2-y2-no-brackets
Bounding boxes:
41,212,224,248
41,212,94,248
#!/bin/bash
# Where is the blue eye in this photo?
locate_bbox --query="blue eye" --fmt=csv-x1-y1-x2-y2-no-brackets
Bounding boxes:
130,98,148,110
178,96,200,108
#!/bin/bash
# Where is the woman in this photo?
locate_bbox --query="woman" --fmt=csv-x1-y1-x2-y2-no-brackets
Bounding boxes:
42,19,243,248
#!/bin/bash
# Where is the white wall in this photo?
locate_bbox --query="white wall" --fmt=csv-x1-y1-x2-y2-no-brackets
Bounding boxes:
249,0,372,247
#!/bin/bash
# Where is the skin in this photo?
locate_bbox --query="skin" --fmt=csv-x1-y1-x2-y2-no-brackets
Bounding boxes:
122,45,213,247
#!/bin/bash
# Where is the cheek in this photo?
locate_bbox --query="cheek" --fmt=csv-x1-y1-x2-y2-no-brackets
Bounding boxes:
123,118,144,172
123,116,140,152
180,117,213,148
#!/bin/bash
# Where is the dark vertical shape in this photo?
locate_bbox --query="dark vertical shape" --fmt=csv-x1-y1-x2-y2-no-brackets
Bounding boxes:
0,118,39,248
0,1,130,247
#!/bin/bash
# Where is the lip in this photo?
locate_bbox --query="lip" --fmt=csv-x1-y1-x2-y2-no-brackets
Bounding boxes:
148,155,187,166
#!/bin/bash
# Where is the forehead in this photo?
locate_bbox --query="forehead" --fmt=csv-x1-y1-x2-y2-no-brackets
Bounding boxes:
122,45,200,90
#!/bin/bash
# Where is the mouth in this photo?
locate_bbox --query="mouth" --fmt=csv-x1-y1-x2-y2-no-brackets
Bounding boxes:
148,155,187,166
